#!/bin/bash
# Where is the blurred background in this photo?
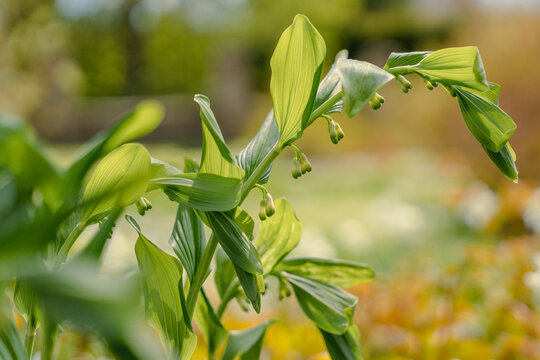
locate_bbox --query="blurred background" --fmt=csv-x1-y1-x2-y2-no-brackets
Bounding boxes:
2,0,540,358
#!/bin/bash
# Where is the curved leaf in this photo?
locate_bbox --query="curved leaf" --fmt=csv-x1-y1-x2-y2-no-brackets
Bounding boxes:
320,324,364,360
484,142,518,183
276,258,374,289
169,203,206,280
270,14,326,145
337,59,394,118
383,51,432,69
284,272,357,335
236,109,279,185
152,173,242,212
194,290,227,355
455,87,516,152
222,320,276,360
131,217,196,359
253,198,302,273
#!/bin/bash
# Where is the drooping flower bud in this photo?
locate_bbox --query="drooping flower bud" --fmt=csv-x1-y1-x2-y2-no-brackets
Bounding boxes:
265,193,275,217
397,75,412,93
292,158,302,178
335,122,345,140
328,120,339,144
369,92,385,110
423,79,436,91
299,154,312,174
259,197,267,221
136,197,153,216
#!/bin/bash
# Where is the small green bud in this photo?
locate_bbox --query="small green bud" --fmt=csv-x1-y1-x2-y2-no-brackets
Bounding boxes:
136,197,152,216
335,122,345,140
299,155,312,174
423,79,436,91
328,121,339,144
292,158,302,178
397,75,412,93
259,198,267,221
369,96,382,110
265,193,275,217
443,84,457,97
279,280,291,299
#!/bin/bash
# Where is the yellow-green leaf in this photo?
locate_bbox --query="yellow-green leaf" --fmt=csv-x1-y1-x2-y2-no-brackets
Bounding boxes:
270,14,326,145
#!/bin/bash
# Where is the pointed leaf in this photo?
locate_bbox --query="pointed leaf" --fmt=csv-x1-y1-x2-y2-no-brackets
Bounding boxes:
253,198,302,273
270,14,326,145
455,87,516,152
462,82,500,105
284,272,357,334
320,324,364,360
82,143,151,225
236,109,279,185
195,94,244,179
214,248,237,300
205,212,263,275
483,142,518,182
131,218,196,359
276,258,374,289
169,203,206,280
337,59,394,118
222,320,276,360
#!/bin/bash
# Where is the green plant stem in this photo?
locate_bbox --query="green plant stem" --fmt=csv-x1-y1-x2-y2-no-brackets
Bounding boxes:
186,234,218,318
240,144,282,204
56,221,85,263
308,90,343,125
24,321,36,357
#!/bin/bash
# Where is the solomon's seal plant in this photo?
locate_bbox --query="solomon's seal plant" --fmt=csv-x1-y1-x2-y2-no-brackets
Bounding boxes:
0,14,517,360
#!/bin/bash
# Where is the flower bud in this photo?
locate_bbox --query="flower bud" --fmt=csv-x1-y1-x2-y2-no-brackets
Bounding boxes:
265,193,275,217
259,198,267,221
423,79,436,91
369,96,382,110
292,158,302,178
299,155,312,174
136,197,152,216
397,75,412,93
443,84,457,97
335,122,345,140
328,121,339,144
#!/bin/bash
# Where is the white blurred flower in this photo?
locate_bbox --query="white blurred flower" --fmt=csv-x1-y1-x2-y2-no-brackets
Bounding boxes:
336,219,372,251
458,182,500,229
524,251,540,294
523,188,540,235
369,199,426,238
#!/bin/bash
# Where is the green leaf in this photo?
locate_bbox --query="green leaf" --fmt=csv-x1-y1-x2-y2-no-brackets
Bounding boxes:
195,94,244,179
320,324,364,360
455,87,516,152
253,198,302,274
462,82,501,105
214,248,237,300
0,294,28,360
483,142,518,182
232,207,255,241
222,320,276,360
152,172,242,212
131,217,196,359
383,51,432,69
169,203,206,281
183,157,200,173
391,47,489,91
309,49,350,125
234,265,262,313
77,207,122,261
194,290,228,355
337,59,394,117
270,14,326,145
236,109,279,185
283,272,357,334
82,143,151,225
205,212,263,275
276,258,374,289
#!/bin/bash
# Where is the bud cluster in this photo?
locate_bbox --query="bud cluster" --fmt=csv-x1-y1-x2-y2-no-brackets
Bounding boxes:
423,78,437,91
290,146,312,179
257,186,276,221
397,74,413,93
369,93,385,110
323,115,345,144
136,197,153,216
